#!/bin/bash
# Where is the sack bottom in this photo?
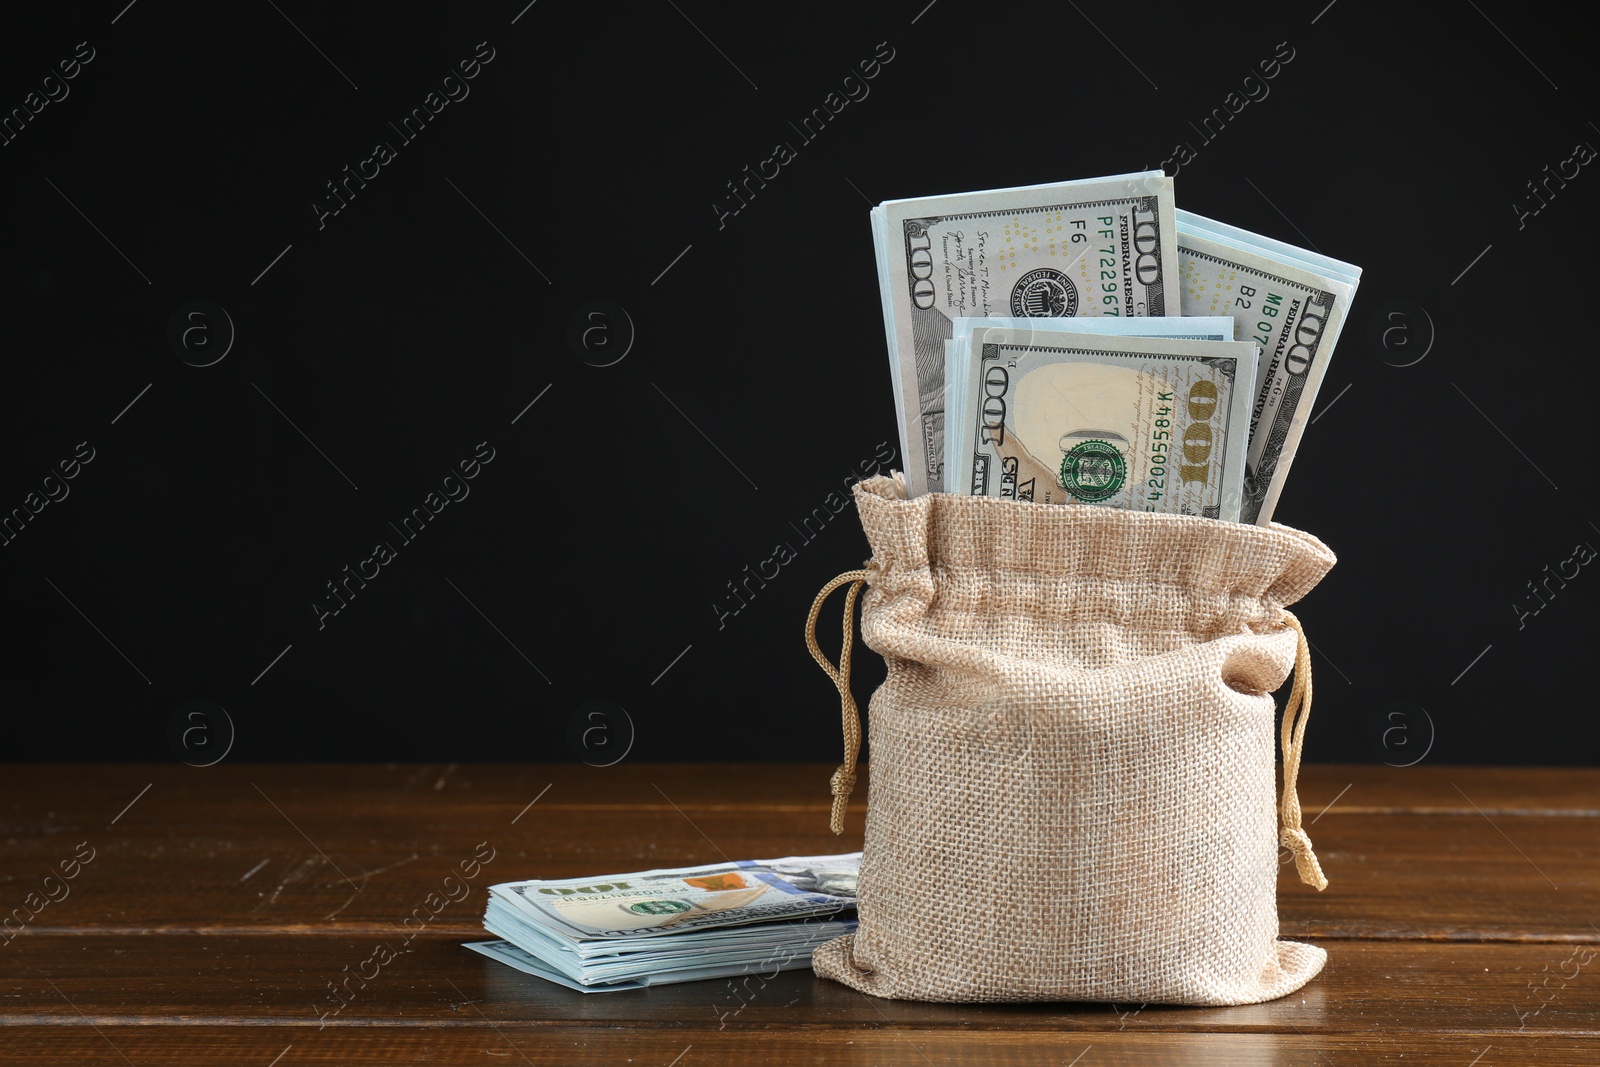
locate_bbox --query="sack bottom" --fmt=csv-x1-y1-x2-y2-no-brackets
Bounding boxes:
813,934,1328,1006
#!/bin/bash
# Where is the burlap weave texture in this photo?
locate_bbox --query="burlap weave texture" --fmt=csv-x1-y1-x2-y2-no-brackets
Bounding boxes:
811,475,1337,1004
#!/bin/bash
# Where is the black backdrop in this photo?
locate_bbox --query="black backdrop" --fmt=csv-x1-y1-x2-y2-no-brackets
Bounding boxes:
3,1,1595,766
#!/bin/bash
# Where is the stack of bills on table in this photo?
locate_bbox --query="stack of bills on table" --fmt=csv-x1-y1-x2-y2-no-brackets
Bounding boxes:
463,854,860,992
873,173,1360,524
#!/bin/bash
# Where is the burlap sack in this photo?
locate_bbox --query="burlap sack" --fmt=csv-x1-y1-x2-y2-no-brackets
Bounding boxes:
804,474,1336,1005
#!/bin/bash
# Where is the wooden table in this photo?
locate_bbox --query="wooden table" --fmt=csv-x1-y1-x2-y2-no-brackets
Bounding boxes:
1,763,1596,1065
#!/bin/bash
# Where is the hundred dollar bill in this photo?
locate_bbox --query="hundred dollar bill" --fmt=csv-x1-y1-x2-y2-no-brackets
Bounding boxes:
1176,209,1361,524
943,316,1236,493
952,329,1257,521
872,171,1179,497
488,854,858,941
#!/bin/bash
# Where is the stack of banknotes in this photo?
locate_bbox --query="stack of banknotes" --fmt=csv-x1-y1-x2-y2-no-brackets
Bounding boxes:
464,853,860,992
872,170,1361,523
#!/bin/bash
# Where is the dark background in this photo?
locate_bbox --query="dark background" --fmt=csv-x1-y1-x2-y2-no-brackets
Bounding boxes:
2,1,1593,766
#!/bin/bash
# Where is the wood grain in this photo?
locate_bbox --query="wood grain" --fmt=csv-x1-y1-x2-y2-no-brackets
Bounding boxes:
0,936,1593,1032
2,763,1597,1064
3,765,1594,939
4,1028,1593,1067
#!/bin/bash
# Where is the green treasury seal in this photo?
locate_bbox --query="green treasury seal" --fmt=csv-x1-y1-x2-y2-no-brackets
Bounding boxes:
1059,440,1126,502
629,899,693,916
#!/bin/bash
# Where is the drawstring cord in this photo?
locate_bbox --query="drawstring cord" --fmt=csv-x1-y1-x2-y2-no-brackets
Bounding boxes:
805,569,869,834
1278,609,1328,891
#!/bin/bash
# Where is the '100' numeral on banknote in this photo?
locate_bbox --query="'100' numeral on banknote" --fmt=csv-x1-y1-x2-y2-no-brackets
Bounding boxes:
975,350,1229,503
903,201,1167,317
873,172,1179,496
958,331,1255,521
1175,209,1361,523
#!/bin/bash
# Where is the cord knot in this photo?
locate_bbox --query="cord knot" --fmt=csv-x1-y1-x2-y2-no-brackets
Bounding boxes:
1279,826,1328,892
807,570,870,837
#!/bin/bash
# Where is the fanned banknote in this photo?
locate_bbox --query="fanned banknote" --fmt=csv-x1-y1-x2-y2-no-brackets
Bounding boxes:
943,316,1236,493
949,329,1258,521
872,172,1179,496
1176,209,1361,524
464,854,859,991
